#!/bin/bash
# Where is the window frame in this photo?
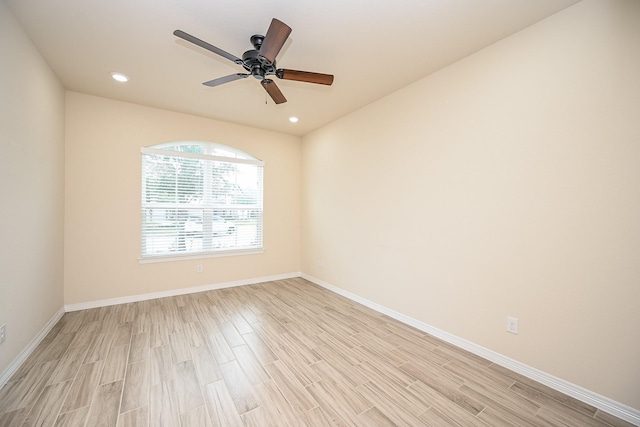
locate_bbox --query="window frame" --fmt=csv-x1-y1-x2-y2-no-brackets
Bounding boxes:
139,141,264,263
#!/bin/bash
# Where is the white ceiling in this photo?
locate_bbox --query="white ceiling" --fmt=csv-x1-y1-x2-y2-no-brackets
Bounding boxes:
6,0,580,136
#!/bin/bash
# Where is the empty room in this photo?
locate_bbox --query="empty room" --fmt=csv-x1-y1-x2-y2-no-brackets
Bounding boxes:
1,0,639,425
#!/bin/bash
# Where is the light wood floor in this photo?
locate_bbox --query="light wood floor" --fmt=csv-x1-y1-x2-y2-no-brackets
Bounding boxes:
0,278,633,427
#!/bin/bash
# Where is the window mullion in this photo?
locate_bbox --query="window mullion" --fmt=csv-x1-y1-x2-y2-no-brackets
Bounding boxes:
203,153,213,250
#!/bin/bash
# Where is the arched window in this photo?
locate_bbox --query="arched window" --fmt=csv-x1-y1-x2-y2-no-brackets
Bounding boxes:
140,142,263,261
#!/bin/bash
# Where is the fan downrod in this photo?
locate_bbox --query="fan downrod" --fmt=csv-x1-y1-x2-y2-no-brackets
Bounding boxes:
250,35,264,50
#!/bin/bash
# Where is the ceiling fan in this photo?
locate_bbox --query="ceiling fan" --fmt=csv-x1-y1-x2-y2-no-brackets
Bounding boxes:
174,18,334,104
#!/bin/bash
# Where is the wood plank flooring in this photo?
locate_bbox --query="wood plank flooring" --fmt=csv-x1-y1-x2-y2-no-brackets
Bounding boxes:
0,278,633,426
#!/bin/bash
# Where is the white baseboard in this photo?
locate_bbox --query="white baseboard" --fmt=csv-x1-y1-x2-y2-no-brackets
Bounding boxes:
0,307,65,389
301,273,640,426
64,272,301,312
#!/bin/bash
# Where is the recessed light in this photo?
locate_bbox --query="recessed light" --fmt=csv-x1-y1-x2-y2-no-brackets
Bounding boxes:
289,116,299,123
110,72,129,83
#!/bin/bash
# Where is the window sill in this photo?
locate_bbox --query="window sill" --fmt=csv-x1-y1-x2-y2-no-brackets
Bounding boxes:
138,248,264,264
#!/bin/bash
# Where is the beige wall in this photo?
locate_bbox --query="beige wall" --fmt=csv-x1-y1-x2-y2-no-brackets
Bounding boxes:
302,0,640,409
64,92,301,305
0,1,65,375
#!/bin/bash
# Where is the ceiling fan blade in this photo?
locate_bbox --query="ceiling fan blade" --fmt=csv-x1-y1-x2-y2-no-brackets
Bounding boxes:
261,79,287,104
258,19,291,64
174,29,242,64
203,73,250,87
276,69,334,86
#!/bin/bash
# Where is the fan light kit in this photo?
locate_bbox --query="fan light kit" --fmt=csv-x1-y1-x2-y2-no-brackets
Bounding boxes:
174,18,334,104
110,72,129,83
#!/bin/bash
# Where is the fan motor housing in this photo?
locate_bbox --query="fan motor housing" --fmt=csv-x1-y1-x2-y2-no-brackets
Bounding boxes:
242,35,276,79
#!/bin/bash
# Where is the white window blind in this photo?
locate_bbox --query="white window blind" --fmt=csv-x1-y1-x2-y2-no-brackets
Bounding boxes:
140,142,263,261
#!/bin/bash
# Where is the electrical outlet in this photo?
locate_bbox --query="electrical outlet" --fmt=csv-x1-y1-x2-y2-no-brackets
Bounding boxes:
506,316,519,334
196,264,203,273
317,259,325,269
0,324,6,344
